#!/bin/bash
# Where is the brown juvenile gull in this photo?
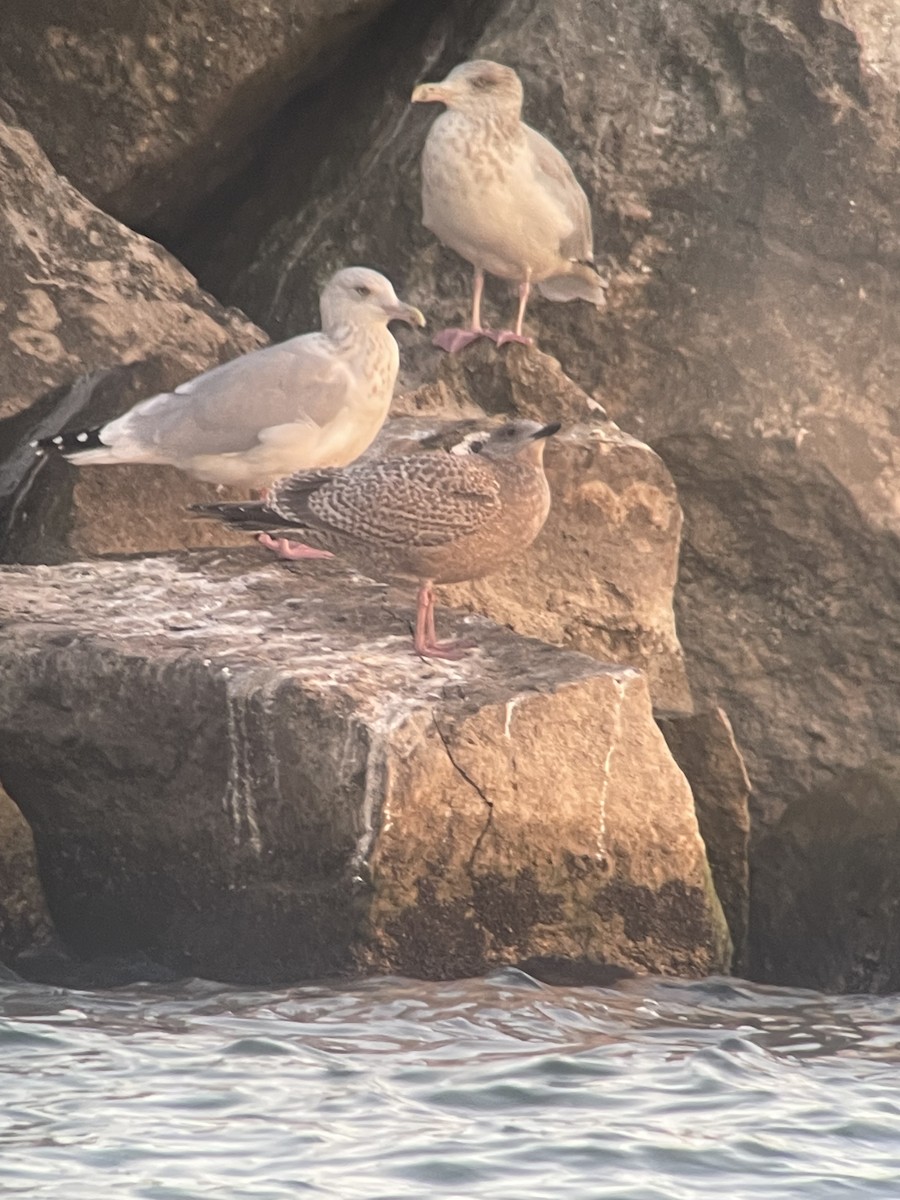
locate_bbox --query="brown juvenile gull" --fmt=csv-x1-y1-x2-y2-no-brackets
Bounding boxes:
192,419,561,659
412,60,605,352
33,268,426,488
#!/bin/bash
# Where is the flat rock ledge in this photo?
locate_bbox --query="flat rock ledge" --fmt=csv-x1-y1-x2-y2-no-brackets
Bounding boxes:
0,550,729,983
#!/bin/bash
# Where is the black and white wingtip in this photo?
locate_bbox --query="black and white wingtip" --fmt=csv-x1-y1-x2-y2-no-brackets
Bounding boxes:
31,426,106,458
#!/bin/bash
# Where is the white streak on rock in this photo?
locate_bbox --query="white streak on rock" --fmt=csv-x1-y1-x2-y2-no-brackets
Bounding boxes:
222,675,262,855
503,695,523,739
352,697,423,873
596,675,630,863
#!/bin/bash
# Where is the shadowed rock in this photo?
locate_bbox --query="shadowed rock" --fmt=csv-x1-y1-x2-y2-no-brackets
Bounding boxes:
0,784,55,969
0,0,395,237
658,708,751,973
751,758,900,994
0,102,263,429
0,550,730,983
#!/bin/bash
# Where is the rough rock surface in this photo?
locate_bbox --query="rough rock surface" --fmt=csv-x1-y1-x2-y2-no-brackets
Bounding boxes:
751,758,900,993
0,0,395,236
0,103,263,428
658,708,751,973
0,551,729,983
183,0,900,989
0,784,55,967
0,102,265,559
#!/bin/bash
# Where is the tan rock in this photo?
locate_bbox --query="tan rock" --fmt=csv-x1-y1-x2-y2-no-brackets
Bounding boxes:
0,550,730,983
0,783,54,966
0,101,264,562
0,103,263,428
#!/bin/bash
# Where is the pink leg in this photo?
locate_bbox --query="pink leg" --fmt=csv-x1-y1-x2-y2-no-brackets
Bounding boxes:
433,267,499,353
495,277,534,347
257,532,334,560
412,583,476,660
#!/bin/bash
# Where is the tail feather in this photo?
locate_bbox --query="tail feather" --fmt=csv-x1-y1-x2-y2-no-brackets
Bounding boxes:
538,262,607,307
189,501,295,531
32,426,108,459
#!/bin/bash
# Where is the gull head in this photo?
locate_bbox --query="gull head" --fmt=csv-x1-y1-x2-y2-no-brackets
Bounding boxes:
469,419,561,465
412,60,524,120
320,267,426,333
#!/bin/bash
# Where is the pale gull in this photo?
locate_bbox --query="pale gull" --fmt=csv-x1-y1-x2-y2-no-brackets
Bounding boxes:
192,419,560,659
33,267,426,488
412,60,605,352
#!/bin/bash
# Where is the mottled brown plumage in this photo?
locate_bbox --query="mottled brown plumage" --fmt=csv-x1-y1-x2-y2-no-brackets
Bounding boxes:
192,419,560,658
412,60,605,352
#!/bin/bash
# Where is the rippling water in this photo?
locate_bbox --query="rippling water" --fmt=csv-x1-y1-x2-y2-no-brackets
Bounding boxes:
2,970,900,1198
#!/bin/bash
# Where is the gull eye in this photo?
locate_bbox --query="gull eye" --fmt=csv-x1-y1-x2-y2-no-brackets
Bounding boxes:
469,440,485,453
471,76,494,91
355,285,371,297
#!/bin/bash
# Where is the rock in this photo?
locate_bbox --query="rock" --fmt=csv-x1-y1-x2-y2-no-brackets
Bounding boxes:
0,102,265,561
0,103,263,429
0,550,730,983
0,783,55,967
750,759,900,993
182,0,900,989
657,708,751,972
3,360,249,565
0,0,395,237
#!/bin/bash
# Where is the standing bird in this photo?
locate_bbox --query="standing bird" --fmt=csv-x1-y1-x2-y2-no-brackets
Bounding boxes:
33,268,426,489
412,60,606,352
192,419,561,660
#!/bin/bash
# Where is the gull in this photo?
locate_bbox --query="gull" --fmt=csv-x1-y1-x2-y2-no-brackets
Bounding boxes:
33,268,426,488
192,419,560,659
412,60,605,352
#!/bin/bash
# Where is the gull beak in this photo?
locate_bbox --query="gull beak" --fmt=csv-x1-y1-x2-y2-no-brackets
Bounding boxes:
531,422,562,440
411,82,451,105
386,302,426,328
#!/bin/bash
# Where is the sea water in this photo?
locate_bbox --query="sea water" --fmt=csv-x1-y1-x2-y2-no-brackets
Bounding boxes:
1,970,899,1198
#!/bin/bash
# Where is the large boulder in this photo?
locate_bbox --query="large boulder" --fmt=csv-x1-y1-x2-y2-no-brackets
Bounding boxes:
0,0,395,237
0,103,264,560
185,0,900,988
0,551,730,983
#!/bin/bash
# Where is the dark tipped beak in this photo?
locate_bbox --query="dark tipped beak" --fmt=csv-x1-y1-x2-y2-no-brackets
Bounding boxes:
532,422,562,440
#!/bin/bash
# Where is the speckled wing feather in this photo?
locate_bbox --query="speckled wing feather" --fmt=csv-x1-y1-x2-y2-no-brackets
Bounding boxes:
109,334,356,458
524,125,594,263
275,455,502,547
